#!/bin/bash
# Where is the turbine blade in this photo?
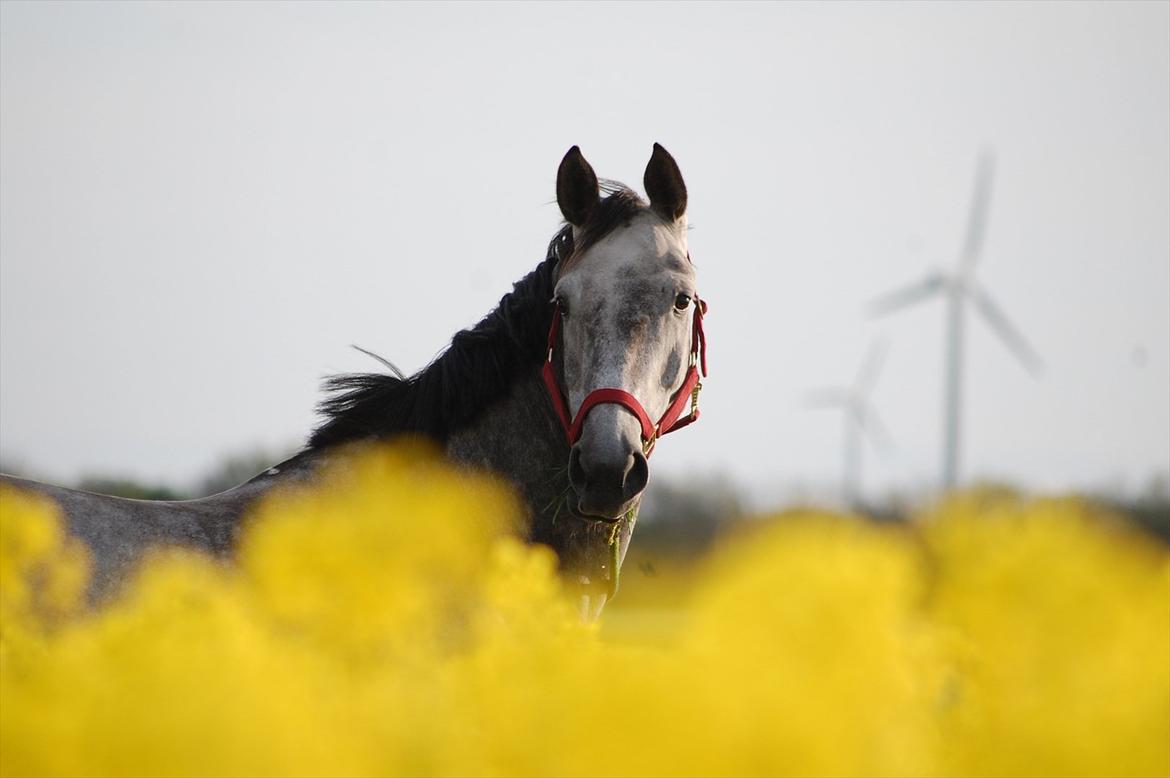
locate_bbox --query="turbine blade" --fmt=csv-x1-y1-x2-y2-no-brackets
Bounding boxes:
867,274,945,317
854,339,889,393
859,405,894,453
804,388,851,409
969,285,1043,375
960,151,996,269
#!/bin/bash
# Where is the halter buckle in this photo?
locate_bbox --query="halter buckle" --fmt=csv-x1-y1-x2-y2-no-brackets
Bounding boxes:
642,433,658,457
681,380,702,426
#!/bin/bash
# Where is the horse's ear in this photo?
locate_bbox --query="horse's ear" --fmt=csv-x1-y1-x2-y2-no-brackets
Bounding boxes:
643,143,687,223
557,146,599,227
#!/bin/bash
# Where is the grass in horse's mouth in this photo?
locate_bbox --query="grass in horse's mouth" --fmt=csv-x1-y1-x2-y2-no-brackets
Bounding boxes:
541,464,575,527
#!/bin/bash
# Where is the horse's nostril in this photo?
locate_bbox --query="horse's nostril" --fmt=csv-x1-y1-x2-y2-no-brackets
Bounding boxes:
569,444,648,516
622,452,648,500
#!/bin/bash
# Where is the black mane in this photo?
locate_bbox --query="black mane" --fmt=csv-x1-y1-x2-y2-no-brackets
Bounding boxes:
308,185,649,450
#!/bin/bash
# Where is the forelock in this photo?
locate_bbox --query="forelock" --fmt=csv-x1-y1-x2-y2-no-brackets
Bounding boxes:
555,183,659,276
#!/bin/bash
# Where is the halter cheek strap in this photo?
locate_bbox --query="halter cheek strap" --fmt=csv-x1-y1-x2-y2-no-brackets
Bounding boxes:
541,296,708,456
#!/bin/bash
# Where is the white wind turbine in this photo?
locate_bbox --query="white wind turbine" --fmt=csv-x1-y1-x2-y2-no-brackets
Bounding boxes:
869,151,1041,491
807,341,893,508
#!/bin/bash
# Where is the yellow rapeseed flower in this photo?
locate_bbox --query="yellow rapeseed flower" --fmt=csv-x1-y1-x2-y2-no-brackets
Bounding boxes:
0,445,1166,777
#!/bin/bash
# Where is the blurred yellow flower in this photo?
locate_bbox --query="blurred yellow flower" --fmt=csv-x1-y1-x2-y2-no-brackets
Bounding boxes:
1,445,1166,777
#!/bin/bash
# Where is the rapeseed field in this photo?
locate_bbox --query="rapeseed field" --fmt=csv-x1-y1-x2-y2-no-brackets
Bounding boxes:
2,443,1167,777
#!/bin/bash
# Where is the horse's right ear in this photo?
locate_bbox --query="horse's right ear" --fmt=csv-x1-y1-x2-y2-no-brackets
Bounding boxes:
644,142,687,223
557,146,599,227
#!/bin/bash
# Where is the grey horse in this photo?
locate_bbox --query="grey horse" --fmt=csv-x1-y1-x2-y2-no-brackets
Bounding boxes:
1,144,707,617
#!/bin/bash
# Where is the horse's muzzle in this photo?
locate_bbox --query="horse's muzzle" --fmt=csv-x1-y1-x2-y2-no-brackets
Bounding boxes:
568,443,648,519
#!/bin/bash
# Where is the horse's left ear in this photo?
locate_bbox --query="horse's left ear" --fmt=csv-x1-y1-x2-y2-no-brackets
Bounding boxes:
644,143,687,223
557,146,599,227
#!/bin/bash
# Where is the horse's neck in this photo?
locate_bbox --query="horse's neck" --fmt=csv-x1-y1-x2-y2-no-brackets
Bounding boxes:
235,372,568,531
445,367,570,534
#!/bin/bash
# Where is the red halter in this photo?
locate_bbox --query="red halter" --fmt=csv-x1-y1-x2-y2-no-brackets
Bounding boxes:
541,296,708,456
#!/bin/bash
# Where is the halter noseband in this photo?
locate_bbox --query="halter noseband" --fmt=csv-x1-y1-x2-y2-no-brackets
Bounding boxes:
540,295,708,456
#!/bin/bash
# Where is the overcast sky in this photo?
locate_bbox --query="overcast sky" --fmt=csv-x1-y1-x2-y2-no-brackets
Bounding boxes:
1,1,1167,502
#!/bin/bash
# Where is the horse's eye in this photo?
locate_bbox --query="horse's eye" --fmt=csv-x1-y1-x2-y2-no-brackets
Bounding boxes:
673,293,692,312
554,296,569,317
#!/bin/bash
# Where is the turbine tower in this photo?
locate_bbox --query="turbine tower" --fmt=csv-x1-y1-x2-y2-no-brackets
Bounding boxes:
870,151,1041,491
807,341,892,508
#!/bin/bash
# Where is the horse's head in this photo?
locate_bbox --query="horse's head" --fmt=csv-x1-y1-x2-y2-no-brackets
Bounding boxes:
549,144,702,524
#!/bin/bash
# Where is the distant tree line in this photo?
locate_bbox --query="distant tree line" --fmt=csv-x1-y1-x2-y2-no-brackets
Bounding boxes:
3,447,294,502
3,447,1165,547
